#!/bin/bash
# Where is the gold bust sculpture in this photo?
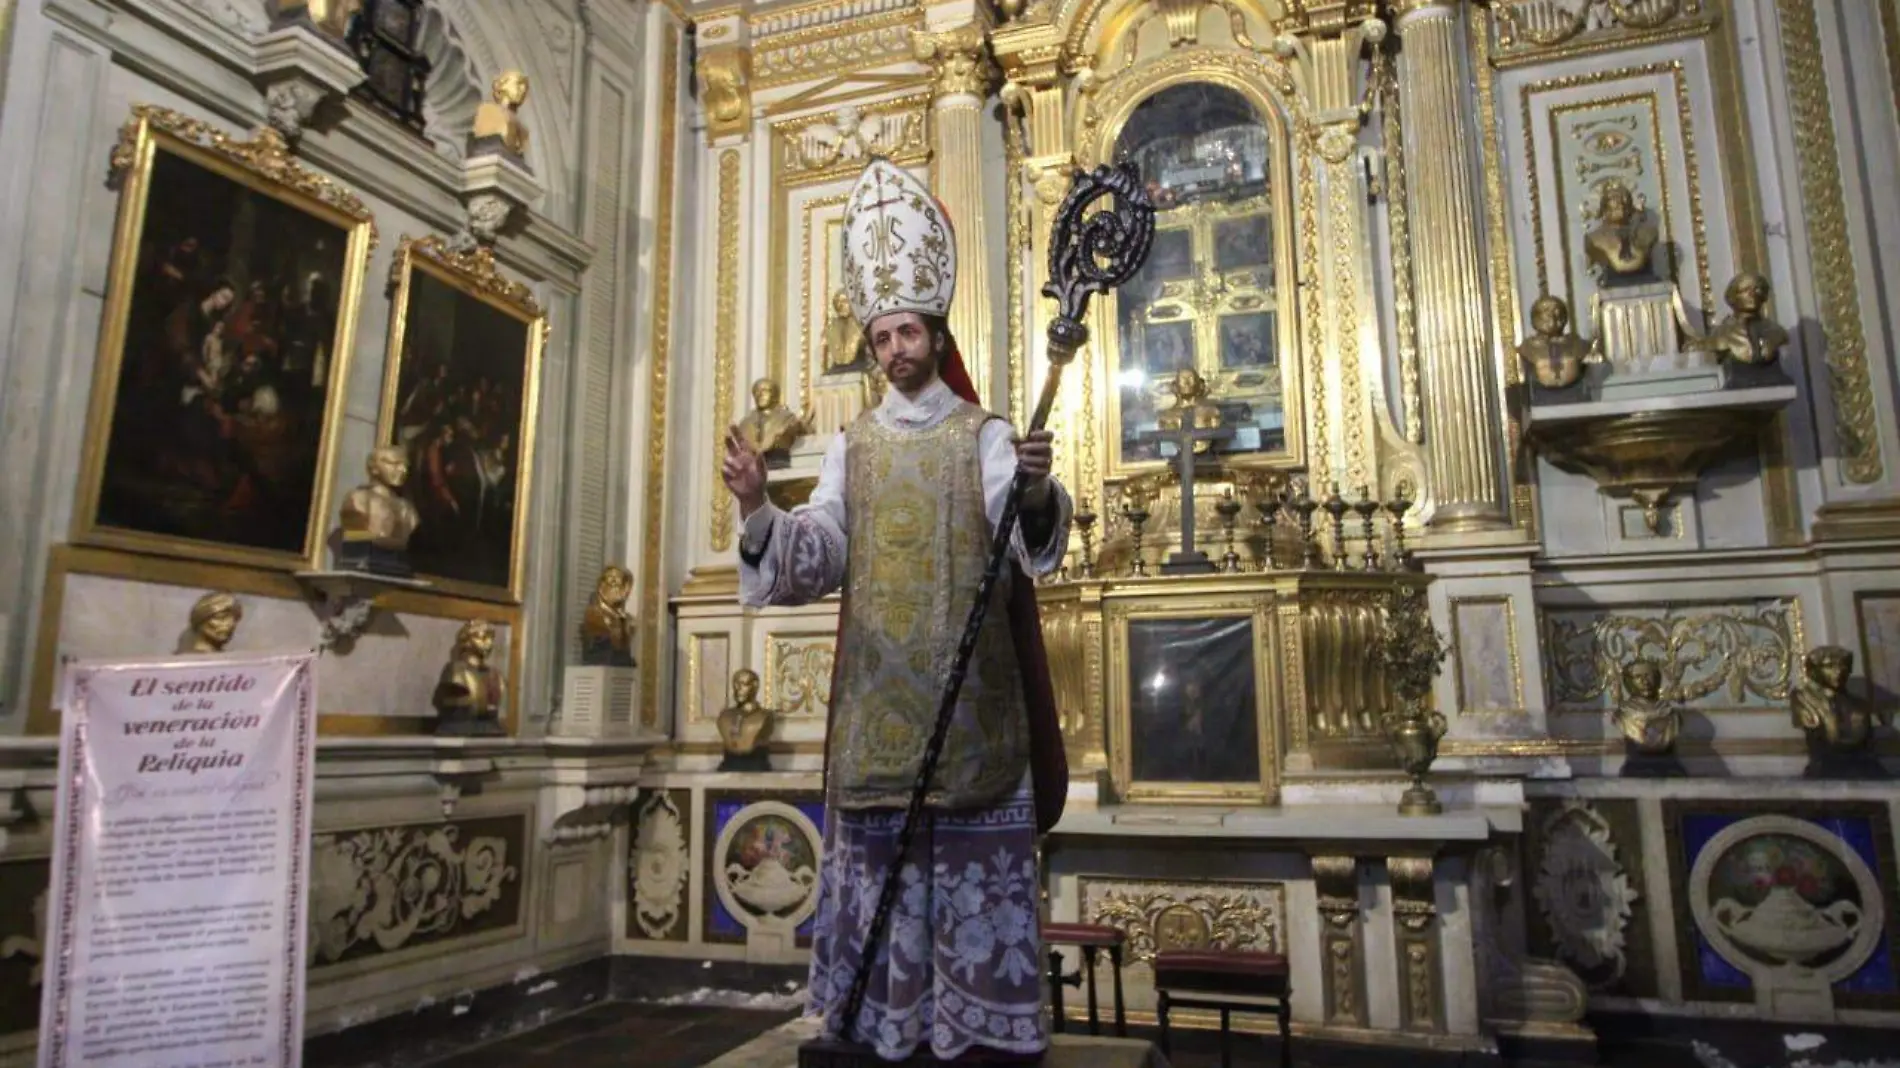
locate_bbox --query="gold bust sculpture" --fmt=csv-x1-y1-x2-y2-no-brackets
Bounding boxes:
1791,646,1889,764
338,445,421,576
1517,295,1591,391
471,71,531,158
1699,271,1789,367
735,378,812,466
1614,659,1681,756
187,592,243,654
273,0,359,36
580,564,636,667
1583,181,1661,283
717,669,775,771
824,290,869,372
433,619,507,736
1157,367,1225,454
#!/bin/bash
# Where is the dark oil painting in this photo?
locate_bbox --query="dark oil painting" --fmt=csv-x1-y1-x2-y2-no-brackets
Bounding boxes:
389,267,531,594
94,146,348,557
1128,615,1261,784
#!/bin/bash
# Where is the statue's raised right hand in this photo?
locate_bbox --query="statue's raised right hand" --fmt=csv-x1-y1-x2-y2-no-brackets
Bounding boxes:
722,425,767,516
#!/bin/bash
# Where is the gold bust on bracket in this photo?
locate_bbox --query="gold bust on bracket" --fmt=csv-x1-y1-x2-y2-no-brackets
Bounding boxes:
1517,295,1590,392
1157,367,1224,454
433,619,507,737
272,0,359,37
823,290,870,372
1614,659,1682,760
580,564,636,668
1790,645,1890,777
186,592,243,654
717,668,775,771
338,444,421,577
1698,272,1789,367
471,71,531,158
735,377,813,468
1583,180,1661,284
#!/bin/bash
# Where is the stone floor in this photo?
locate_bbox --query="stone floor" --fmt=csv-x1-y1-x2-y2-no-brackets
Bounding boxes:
419,1003,801,1067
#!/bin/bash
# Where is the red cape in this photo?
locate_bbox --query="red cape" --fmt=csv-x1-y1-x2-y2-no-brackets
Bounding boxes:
824,346,1070,834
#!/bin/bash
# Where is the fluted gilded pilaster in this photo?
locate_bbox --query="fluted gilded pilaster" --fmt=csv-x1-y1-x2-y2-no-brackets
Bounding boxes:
1394,1,1507,530
914,23,998,405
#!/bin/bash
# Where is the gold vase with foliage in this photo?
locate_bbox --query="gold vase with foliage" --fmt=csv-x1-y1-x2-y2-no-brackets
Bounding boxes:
1380,583,1449,816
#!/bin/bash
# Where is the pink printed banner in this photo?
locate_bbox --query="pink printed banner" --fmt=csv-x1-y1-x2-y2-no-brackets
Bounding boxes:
38,651,318,1068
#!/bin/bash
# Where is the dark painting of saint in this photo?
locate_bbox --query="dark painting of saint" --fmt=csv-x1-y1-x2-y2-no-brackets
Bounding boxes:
1128,616,1261,785
89,144,356,563
389,266,533,599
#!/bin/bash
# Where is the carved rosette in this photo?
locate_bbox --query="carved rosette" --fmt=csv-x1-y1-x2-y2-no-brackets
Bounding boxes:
631,792,690,940
1532,801,1637,987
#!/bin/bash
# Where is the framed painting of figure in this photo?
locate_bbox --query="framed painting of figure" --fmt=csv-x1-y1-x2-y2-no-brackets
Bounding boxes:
70,105,375,569
378,236,546,603
1105,597,1279,805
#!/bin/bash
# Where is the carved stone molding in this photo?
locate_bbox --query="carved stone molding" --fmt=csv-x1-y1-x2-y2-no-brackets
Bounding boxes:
543,783,638,845
1311,855,1365,1025
1388,854,1441,1032
630,790,690,941
1476,848,1593,1042
308,815,525,967
1489,0,1715,69
456,150,546,249
251,22,366,142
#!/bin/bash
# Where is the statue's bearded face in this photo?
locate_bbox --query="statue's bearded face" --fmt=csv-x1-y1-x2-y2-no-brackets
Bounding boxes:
868,311,940,395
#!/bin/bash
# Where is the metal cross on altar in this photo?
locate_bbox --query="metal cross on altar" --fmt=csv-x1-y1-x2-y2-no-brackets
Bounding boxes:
1138,421,1235,574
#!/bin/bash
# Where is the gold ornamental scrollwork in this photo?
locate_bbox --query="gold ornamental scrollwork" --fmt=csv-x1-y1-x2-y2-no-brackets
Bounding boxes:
1778,0,1883,484
912,23,998,99
1489,0,1712,69
765,636,834,718
1541,600,1803,714
697,48,752,143
710,151,742,552
112,106,378,251
390,236,544,324
1085,880,1285,964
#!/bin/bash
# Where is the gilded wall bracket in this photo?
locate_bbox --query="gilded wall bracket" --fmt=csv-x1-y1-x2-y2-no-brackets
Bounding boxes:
1388,853,1442,1033
1311,854,1366,1026
697,46,754,144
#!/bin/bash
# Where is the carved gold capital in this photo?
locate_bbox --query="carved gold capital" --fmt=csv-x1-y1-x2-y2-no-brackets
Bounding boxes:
1387,854,1436,931
697,47,752,142
912,24,997,100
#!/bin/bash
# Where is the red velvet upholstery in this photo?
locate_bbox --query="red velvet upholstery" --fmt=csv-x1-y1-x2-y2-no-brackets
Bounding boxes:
1152,950,1291,997
1041,923,1126,948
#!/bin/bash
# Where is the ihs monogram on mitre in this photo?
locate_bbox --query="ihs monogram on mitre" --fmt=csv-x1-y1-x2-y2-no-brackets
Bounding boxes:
842,159,955,326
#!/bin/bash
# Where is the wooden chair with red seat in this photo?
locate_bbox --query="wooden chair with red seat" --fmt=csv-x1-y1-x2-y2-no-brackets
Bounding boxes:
1151,948,1292,1068
1039,921,1127,1037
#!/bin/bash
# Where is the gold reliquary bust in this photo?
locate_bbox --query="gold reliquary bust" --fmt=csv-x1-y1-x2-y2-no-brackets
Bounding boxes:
717,668,775,772
1696,271,1790,369
580,564,636,668
1156,367,1225,455
736,377,813,469
1790,645,1890,778
186,591,243,654
337,444,420,577
1517,294,1590,395
1583,180,1661,285
471,71,531,159
434,619,507,737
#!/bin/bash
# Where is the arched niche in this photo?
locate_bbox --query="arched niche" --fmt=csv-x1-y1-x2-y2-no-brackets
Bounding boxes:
1075,50,1303,479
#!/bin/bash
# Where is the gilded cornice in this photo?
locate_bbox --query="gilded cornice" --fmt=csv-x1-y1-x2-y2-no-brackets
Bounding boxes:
753,8,922,89
1485,0,1713,70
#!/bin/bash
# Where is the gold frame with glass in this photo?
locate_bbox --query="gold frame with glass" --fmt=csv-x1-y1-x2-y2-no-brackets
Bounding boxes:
1078,63,1304,481
377,235,547,604
1103,593,1280,805
70,105,376,570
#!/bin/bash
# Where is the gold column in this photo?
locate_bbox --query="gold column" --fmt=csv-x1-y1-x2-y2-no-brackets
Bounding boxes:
915,23,999,405
1394,0,1507,530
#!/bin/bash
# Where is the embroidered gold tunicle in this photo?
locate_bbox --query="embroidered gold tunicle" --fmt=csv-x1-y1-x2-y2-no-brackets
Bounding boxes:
828,403,1028,810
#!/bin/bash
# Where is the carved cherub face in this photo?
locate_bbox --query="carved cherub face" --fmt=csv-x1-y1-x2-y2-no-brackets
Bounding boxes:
733,669,759,704
493,71,529,108
1597,183,1636,224
369,445,408,489
1805,646,1852,691
597,565,631,605
1726,272,1771,316
1621,659,1662,701
1530,295,1569,338
751,378,781,411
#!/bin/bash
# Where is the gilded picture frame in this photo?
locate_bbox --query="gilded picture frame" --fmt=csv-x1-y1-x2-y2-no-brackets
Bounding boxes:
70,105,376,570
1079,63,1306,481
1104,594,1279,805
377,235,547,604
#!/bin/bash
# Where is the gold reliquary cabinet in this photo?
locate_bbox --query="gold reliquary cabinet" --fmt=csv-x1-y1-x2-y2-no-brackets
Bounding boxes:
1038,470,1428,807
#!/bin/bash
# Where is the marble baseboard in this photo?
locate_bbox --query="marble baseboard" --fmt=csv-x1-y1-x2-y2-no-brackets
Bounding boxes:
303,955,613,1068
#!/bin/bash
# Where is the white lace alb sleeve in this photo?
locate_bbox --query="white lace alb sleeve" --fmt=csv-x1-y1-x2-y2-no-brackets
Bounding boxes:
738,433,849,607
977,419,1073,578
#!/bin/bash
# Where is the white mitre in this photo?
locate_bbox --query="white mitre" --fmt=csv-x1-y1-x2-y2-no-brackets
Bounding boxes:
841,158,956,328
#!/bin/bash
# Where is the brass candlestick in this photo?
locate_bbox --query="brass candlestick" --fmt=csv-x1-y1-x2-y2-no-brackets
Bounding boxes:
1121,485,1152,578
1216,487,1243,573
1290,477,1321,569
1075,497,1098,578
1354,486,1380,571
1384,481,1415,571
1323,482,1350,570
1250,477,1284,570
